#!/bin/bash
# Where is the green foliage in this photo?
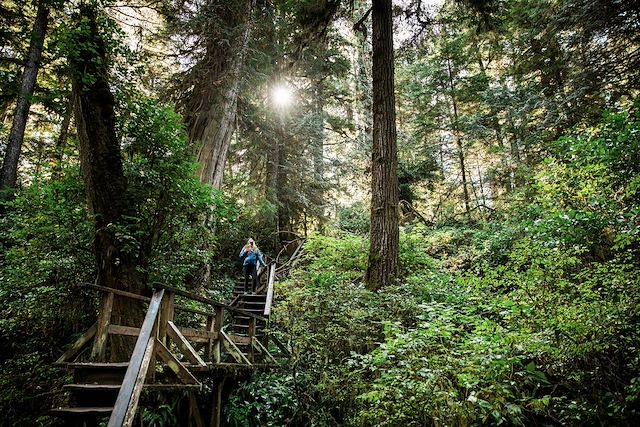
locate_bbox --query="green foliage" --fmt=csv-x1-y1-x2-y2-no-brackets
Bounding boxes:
0,172,95,336
531,106,640,255
336,202,370,234
226,373,299,427
266,199,640,426
0,172,94,425
141,402,180,427
0,352,67,426
292,233,368,287
117,94,216,286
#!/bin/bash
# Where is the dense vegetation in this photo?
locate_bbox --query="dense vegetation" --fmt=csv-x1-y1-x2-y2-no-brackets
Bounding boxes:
226,107,640,426
0,0,638,425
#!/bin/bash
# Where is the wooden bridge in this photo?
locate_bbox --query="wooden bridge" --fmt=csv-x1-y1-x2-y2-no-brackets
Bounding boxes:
50,257,294,427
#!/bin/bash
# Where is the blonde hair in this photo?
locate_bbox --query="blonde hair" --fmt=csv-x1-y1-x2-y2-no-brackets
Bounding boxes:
243,239,257,252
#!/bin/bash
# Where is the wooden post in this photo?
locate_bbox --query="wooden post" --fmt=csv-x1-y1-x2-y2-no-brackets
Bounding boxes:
148,290,174,382
188,391,205,427
158,291,175,345
213,308,224,364
91,291,114,361
248,317,256,363
209,377,225,427
205,313,214,362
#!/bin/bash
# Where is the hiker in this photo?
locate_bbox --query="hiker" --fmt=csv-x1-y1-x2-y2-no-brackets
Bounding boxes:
239,238,267,293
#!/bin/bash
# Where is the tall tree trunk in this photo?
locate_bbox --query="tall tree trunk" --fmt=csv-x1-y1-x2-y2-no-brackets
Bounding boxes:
0,0,49,193
446,58,471,218
313,82,326,231
70,4,144,360
366,0,399,291
52,97,73,178
189,0,256,189
265,122,281,249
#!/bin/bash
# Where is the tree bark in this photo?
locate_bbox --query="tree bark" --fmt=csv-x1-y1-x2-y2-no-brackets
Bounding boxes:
313,81,326,231
446,58,471,218
0,0,49,192
70,4,144,360
52,97,73,178
365,0,399,291
189,0,256,189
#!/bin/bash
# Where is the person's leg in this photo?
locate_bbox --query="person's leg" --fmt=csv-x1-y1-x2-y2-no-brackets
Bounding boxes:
251,264,259,293
243,265,251,293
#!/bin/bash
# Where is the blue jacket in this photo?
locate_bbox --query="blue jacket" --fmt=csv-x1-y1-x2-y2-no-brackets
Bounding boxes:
240,247,266,268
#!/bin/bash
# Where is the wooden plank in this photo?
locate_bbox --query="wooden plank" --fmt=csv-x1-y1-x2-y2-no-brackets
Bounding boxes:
91,291,114,361
108,289,164,427
213,309,224,364
158,292,175,345
252,337,277,364
205,315,214,361
229,335,251,345
248,318,256,339
122,336,156,427
108,324,140,337
143,384,201,390
168,321,206,367
63,384,121,391
153,283,267,321
64,362,129,369
155,339,200,385
188,391,205,427
79,282,151,302
179,327,217,341
183,336,217,344
248,318,256,362
220,330,251,365
51,407,113,416
264,264,276,316
56,323,97,364
175,305,215,317
209,378,225,427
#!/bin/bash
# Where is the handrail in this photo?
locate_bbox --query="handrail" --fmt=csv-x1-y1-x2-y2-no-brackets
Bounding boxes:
80,282,266,322
275,236,304,265
152,283,268,322
79,283,152,302
275,238,305,277
108,289,165,427
263,264,276,316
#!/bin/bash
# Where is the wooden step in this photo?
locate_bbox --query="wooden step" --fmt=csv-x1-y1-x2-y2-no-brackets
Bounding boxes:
237,298,267,304
63,384,121,391
63,362,129,369
231,323,266,333
144,384,202,390
64,383,120,407
50,406,113,416
240,293,266,299
66,362,129,385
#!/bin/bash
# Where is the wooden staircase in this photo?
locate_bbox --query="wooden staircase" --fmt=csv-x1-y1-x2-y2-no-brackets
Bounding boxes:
50,236,308,427
51,361,203,425
51,363,127,425
50,264,284,427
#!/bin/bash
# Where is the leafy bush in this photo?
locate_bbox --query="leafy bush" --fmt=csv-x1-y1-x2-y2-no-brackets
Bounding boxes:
336,202,370,234
226,373,300,427
118,95,216,287
264,219,640,426
531,106,640,257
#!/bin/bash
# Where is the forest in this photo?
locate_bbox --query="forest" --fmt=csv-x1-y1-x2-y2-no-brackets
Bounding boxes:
0,0,639,425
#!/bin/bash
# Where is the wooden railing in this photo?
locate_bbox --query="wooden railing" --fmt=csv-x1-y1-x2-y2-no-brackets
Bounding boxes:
108,289,165,427
264,263,276,316
56,281,284,426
